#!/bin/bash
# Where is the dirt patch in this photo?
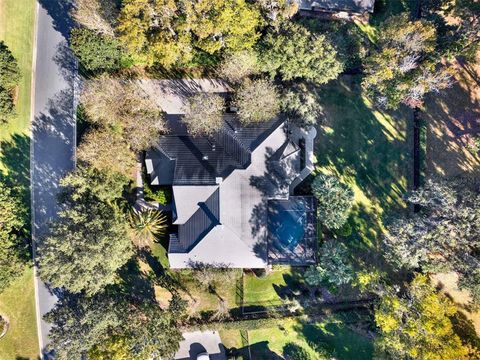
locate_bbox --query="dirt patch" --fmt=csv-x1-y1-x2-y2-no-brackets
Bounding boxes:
431,272,480,337
423,51,480,178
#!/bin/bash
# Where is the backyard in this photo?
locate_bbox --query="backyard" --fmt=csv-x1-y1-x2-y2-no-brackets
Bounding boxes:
312,75,411,272
0,0,38,358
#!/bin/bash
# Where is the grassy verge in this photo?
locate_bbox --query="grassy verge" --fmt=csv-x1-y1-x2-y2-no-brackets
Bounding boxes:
0,0,38,358
0,267,38,360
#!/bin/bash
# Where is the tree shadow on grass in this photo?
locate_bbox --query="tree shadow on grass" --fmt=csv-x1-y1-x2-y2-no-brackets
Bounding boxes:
293,321,374,360
249,341,284,360
0,133,30,203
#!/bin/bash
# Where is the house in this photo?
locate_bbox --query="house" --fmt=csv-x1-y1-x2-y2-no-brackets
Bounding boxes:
142,79,318,269
298,0,375,20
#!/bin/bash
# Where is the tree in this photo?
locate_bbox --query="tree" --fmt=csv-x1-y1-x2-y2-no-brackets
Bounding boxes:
0,41,20,124
117,0,261,67
59,165,129,205
70,28,129,72
72,0,119,36
235,79,280,124
81,75,166,151
305,240,354,289
183,0,261,55
375,274,472,359
0,182,27,292
0,41,20,89
45,293,123,359
0,90,16,124
362,14,453,109
48,292,184,359
257,22,343,84
128,208,168,248
218,50,258,84
281,82,324,128
383,179,480,304
312,174,354,230
77,129,136,177
256,0,299,24
181,93,225,136
38,186,133,295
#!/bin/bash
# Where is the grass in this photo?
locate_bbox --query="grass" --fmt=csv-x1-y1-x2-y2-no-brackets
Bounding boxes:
354,0,410,43
0,267,39,360
221,316,374,360
422,54,480,179
243,267,303,307
311,75,411,273
0,0,35,165
0,0,38,358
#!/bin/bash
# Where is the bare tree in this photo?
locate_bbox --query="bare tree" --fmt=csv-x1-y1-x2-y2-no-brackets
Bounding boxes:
81,75,166,151
72,0,118,36
181,93,225,136
235,79,280,124
77,129,136,177
218,50,258,84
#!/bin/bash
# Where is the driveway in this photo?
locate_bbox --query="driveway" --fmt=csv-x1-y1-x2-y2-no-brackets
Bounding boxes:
31,0,76,356
175,331,227,360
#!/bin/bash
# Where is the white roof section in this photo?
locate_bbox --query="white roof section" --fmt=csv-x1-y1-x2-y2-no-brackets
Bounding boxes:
173,185,219,225
138,79,232,115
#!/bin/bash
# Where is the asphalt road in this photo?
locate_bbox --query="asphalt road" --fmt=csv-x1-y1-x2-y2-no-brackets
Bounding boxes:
31,0,76,356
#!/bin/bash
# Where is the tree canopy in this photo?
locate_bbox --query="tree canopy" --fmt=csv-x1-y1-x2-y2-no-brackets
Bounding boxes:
70,28,130,73
0,41,20,124
257,22,343,84
383,179,480,304
0,181,27,292
47,291,183,359
235,79,280,124
312,174,354,230
363,14,452,109
375,274,472,359
38,175,133,295
117,0,261,67
181,92,225,136
305,240,354,289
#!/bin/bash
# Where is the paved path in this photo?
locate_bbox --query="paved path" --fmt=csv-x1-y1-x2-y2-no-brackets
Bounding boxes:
31,0,76,356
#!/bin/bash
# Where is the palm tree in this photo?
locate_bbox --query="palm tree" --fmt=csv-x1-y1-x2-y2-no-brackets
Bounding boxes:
128,208,168,248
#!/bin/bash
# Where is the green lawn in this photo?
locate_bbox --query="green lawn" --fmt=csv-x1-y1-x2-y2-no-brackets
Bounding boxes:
312,75,411,273
221,317,374,360
243,267,304,307
0,0,35,152
0,0,38,358
0,267,39,360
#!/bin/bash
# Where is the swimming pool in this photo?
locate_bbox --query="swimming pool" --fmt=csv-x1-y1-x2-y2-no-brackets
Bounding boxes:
267,197,317,265
269,202,306,250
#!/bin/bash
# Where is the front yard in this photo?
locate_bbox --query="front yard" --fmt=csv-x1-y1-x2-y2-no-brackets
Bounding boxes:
220,315,373,359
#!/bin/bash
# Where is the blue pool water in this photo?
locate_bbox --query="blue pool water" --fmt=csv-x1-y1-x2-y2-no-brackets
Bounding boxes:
268,200,306,250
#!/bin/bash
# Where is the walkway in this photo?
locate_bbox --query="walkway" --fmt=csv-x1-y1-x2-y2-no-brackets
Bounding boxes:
31,0,76,357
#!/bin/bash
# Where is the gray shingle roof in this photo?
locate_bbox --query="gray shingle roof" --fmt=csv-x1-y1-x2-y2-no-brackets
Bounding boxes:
147,115,284,185
299,0,375,13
